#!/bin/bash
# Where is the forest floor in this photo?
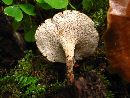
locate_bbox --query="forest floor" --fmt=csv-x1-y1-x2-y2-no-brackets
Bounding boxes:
0,10,130,98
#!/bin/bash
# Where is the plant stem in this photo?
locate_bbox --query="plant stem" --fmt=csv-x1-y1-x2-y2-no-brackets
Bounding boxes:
69,2,76,10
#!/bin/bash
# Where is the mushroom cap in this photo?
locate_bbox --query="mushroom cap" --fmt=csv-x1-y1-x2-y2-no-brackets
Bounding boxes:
35,10,99,63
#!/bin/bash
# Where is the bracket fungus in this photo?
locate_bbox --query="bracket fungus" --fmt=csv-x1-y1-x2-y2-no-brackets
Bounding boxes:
35,10,99,84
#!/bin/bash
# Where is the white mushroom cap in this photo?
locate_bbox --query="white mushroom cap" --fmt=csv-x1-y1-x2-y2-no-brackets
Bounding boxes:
35,10,99,63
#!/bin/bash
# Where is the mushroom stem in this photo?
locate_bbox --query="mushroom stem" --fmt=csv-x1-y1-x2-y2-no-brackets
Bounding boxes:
66,57,75,84
63,43,75,84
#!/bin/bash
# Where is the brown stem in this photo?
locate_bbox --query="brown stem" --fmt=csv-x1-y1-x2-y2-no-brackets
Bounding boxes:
66,57,75,85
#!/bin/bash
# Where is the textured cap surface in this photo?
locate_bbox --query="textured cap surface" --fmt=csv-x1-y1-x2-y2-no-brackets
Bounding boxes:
35,10,99,63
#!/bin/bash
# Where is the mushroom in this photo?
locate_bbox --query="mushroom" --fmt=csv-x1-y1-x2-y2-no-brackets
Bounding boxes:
35,10,99,84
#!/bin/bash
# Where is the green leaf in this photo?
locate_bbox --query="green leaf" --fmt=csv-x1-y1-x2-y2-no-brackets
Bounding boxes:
36,0,52,10
38,2,52,10
82,0,93,10
4,6,23,22
24,26,37,42
2,0,13,5
19,4,36,16
23,15,36,42
44,0,68,9
12,20,21,31
36,0,45,3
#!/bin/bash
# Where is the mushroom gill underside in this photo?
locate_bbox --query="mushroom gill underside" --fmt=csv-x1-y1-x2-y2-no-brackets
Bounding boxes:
35,10,99,84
